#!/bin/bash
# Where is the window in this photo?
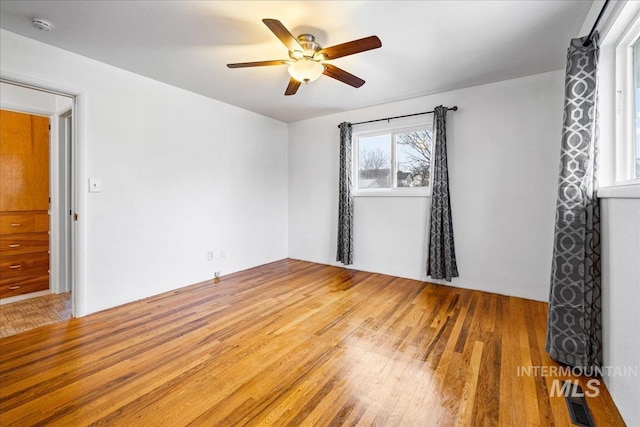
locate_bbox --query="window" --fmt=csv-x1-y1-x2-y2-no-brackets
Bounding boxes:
355,126,432,192
614,4,640,184
633,37,640,178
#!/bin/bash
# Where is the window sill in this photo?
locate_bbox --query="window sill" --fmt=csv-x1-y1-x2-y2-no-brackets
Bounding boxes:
353,190,430,198
598,183,640,199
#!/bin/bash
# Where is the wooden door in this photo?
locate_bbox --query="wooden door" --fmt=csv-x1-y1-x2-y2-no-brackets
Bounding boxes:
0,109,50,298
1,110,50,211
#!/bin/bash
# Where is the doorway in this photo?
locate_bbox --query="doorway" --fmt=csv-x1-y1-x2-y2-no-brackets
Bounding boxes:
0,79,77,335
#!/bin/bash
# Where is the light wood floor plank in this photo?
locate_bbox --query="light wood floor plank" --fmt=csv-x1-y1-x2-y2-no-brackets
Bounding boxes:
0,259,626,426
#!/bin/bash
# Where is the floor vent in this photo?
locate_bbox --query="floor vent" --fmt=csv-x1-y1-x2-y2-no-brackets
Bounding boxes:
565,383,596,427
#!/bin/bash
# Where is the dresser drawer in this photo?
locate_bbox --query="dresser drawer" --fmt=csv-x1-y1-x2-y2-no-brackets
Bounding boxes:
0,233,49,256
0,213,49,235
0,252,49,278
0,273,49,298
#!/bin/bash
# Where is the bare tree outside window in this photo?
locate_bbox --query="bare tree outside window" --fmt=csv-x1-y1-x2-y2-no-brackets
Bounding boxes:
358,135,391,188
360,146,389,171
356,128,431,190
396,130,432,187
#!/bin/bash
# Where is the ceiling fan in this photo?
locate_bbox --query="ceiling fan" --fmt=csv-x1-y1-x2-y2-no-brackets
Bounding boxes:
227,19,382,96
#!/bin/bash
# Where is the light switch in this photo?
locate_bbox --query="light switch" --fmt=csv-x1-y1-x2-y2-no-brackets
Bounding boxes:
89,178,102,193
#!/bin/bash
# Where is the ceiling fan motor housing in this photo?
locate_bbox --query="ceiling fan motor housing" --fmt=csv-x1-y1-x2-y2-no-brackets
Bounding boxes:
291,34,321,59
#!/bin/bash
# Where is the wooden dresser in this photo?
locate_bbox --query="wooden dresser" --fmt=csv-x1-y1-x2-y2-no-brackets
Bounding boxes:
0,109,50,299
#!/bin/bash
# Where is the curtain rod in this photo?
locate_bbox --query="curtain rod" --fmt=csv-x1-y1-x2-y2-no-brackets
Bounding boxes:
583,0,610,47
339,106,458,128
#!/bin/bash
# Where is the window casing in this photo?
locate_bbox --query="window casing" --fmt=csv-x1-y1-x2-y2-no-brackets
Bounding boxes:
614,6,640,184
353,125,432,196
632,37,640,179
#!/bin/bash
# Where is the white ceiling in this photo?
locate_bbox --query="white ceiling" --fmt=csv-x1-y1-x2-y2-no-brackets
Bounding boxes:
0,1,592,123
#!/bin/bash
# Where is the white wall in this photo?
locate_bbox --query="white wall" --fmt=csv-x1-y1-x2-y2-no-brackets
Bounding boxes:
289,70,564,302
600,199,640,425
1,29,288,316
1,81,55,113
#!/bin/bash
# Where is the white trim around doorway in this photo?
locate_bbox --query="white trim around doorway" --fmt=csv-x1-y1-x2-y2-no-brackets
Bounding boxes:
1,69,87,317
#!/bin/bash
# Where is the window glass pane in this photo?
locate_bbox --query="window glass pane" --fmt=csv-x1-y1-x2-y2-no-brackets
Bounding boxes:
358,134,391,189
634,37,640,178
395,130,432,187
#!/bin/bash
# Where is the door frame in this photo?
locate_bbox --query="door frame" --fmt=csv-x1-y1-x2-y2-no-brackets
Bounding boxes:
0,72,85,317
57,110,73,295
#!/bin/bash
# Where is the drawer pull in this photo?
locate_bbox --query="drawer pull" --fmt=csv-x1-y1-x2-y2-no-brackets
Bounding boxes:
8,285,20,290
8,244,21,248
9,223,22,227
9,264,22,269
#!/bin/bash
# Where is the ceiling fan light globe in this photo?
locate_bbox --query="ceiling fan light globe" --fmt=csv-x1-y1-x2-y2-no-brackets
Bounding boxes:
288,60,324,83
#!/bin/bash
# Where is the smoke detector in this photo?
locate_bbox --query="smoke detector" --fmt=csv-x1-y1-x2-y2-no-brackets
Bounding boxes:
31,19,52,31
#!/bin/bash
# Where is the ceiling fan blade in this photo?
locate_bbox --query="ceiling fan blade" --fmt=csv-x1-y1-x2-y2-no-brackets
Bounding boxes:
322,64,365,88
263,19,303,52
319,36,382,60
285,78,301,96
227,60,288,68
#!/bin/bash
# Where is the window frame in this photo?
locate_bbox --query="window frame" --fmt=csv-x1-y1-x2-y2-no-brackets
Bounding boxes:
353,123,433,197
614,5,640,185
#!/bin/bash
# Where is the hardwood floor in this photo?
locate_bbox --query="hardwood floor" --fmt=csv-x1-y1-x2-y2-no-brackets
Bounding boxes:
0,259,624,426
0,292,72,338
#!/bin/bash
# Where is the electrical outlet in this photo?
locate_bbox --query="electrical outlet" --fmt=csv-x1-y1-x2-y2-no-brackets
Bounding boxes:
214,271,221,278
207,250,215,261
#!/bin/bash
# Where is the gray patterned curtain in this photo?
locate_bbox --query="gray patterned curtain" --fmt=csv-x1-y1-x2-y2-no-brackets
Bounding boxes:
426,106,458,281
546,33,602,370
337,122,354,265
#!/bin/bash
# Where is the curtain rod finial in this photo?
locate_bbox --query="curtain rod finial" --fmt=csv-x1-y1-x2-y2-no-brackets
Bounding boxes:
451,106,458,111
